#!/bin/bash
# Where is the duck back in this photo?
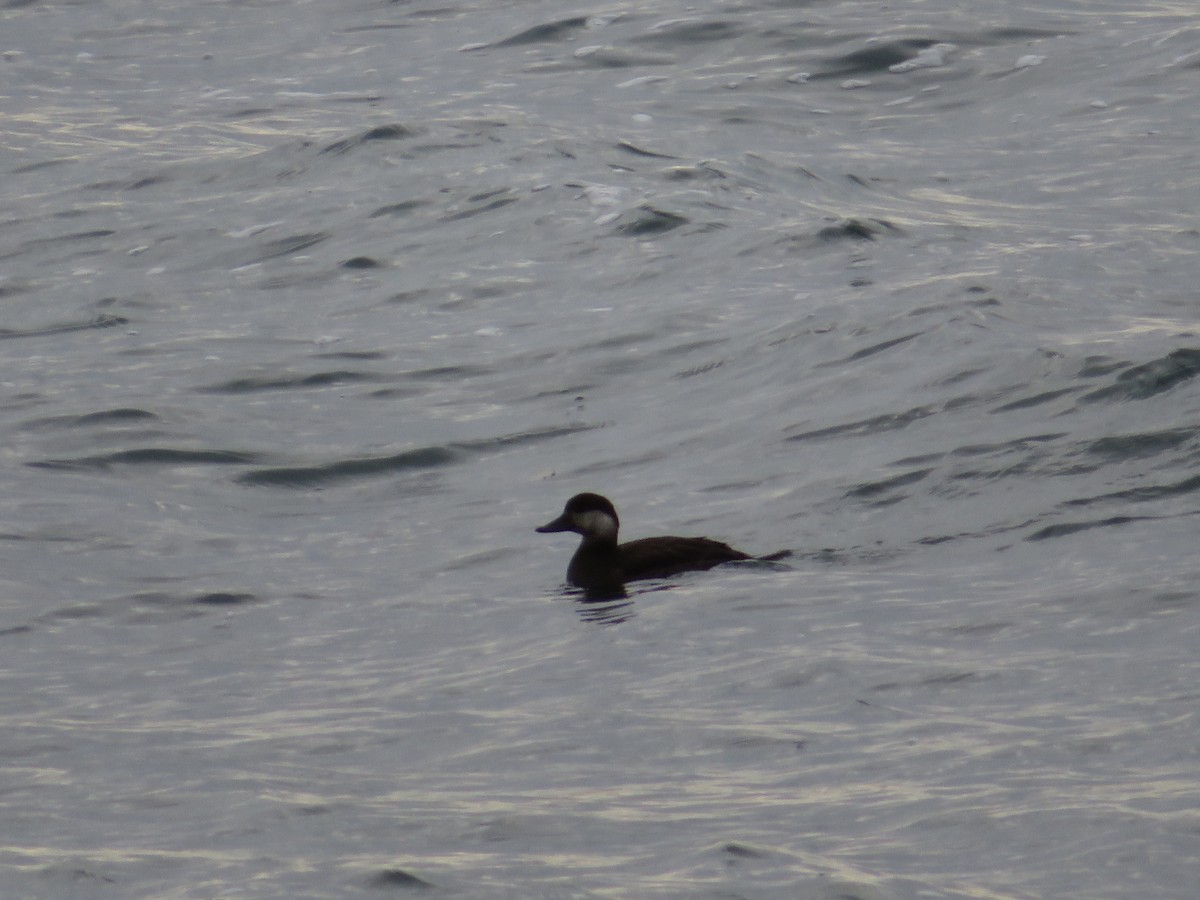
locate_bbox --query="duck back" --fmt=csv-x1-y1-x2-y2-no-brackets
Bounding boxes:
617,536,751,582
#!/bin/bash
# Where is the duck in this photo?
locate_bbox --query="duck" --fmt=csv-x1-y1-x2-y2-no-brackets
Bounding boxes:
537,492,779,593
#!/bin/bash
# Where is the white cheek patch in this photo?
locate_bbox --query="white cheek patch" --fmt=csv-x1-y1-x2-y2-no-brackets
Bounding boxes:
574,510,618,540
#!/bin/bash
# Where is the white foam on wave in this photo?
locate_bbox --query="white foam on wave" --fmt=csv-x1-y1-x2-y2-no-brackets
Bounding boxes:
889,43,956,73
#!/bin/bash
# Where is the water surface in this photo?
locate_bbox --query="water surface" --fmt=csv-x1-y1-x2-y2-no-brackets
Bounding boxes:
1,1,1198,897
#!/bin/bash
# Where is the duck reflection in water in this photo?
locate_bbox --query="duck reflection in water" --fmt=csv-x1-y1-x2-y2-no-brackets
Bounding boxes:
537,492,789,602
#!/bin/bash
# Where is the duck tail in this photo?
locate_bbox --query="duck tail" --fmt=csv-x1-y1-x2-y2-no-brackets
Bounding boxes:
755,549,792,562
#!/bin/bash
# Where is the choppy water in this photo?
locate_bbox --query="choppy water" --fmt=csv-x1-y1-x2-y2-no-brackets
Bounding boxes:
2,1,1199,897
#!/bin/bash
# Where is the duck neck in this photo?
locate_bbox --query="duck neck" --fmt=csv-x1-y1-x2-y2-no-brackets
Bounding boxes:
579,530,618,550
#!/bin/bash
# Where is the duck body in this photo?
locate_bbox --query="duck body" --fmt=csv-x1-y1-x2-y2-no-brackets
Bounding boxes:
537,492,755,593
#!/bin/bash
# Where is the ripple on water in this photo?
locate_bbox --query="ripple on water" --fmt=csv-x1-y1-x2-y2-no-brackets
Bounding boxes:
1079,347,1200,403
365,867,436,890
236,425,596,488
27,448,262,472
20,407,160,430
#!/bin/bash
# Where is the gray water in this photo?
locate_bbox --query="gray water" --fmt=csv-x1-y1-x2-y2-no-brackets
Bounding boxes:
2,1,1199,897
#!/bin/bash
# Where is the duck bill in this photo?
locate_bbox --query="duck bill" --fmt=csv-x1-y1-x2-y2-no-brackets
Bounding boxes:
536,513,572,533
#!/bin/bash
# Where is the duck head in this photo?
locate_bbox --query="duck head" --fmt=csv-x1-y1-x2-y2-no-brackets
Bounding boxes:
536,492,620,543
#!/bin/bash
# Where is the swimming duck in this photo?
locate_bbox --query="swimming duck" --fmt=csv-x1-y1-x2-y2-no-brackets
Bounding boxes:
537,492,772,593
